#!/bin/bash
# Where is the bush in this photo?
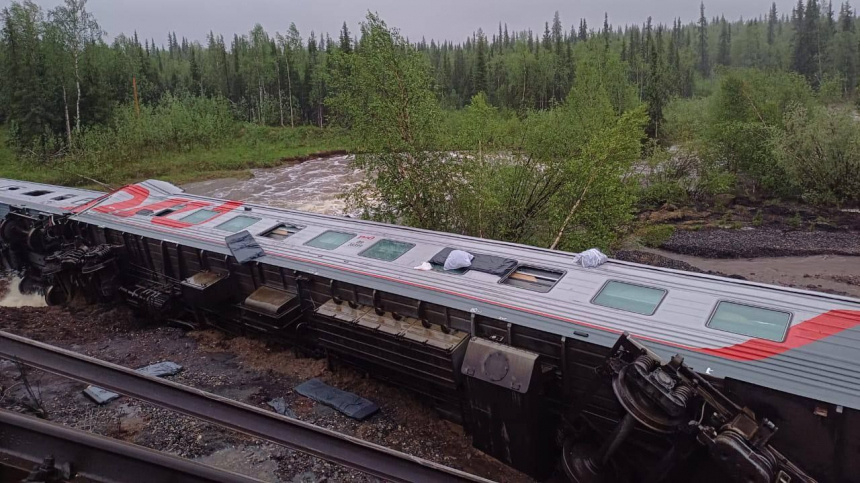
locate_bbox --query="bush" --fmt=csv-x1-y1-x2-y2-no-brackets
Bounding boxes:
663,98,709,145
703,70,814,197
27,94,238,184
775,105,860,206
636,224,676,248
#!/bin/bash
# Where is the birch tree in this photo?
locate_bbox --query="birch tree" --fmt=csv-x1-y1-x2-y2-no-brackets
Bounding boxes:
50,0,101,138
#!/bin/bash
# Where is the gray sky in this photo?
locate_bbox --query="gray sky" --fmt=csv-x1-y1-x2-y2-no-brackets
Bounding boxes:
29,0,797,45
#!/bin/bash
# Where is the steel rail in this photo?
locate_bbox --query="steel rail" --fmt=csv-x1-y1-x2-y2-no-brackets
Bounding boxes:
0,409,263,483
0,330,491,483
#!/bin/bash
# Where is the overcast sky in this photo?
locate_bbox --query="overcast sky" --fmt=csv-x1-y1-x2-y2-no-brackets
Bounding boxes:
27,0,798,45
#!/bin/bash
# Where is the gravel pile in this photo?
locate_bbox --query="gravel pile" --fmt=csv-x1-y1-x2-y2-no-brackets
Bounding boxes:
662,228,860,258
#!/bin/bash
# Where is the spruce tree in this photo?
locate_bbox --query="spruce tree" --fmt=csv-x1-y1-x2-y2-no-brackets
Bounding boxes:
474,31,488,94
768,3,778,45
339,22,351,53
698,2,710,76
717,16,732,65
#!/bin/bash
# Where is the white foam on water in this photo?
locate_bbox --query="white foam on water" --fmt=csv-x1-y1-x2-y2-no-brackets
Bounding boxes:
186,154,363,216
0,276,47,308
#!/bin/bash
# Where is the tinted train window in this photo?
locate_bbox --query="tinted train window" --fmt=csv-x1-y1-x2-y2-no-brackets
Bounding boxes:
304,231,355,250
215,215,261,232
360,239,415,261
592,281,667,316
707,302,791,342
180,209,219,224
501,266,565,293
262,224,302,241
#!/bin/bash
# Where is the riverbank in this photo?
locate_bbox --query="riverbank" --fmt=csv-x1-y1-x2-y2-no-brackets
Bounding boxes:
0,125,354,188
623,200,860,297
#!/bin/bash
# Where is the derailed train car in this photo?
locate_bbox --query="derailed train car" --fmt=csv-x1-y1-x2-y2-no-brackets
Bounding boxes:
0,177,858,483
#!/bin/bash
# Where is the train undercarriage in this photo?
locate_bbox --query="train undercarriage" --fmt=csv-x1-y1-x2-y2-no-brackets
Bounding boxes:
0,208,854,483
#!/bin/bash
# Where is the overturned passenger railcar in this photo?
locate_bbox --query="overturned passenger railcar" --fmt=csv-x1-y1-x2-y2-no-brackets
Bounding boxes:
0,178,858,483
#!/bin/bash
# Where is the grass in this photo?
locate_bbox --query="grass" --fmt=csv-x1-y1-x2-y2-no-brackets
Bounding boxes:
635,224,677,248
0,124,354,188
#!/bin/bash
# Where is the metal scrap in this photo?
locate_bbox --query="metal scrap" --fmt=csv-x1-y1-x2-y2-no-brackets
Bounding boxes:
294,379,378,421
84,361,183,404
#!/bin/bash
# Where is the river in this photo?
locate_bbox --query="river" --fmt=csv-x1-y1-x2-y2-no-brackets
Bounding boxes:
182,154,362,216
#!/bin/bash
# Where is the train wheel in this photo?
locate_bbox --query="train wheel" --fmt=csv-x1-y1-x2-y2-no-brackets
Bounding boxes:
45,285,71,306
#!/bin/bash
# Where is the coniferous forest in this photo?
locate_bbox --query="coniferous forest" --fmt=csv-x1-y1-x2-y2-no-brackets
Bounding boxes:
1,0,859,251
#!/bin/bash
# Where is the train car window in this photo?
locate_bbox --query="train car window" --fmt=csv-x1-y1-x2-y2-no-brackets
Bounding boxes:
707,302,791,342
215,215,261,232
261,223,302,241
51,194,75,201
23,190,52,197
359,239,416,261
591,281,667,316
180,209,220,224
154,206,183,217
304,230,356,250
500,266,565,293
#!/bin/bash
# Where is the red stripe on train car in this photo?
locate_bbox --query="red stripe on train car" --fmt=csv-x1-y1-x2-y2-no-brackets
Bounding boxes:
85,185,151,214
703,310,860,361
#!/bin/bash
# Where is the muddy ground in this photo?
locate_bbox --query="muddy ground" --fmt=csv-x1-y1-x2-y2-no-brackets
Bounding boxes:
630,200,860,297
0,304,530,482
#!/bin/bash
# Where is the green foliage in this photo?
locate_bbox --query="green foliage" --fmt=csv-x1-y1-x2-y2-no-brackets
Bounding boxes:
663,98,709,144
775,105,860,205
703,69,813,196
752,210,763,226
4,96,351,186
330,19,647,250
28,94,236,182
636,224,676,248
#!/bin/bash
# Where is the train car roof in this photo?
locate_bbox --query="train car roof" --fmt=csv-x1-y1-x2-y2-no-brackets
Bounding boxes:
1,178,859,410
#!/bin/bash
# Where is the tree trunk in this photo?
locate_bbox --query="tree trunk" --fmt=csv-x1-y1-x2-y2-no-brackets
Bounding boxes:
549,170,599,251
286,57,295,128
258,81,264,125
73,51,82,133
63,85,72,146
276,61,284,127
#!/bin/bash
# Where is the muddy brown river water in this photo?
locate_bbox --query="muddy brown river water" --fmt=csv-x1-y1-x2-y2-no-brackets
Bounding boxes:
182,154,362,216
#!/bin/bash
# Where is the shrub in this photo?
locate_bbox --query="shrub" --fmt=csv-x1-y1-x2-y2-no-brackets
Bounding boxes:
775,105,860,206
28,94,238,184
636,224,676,248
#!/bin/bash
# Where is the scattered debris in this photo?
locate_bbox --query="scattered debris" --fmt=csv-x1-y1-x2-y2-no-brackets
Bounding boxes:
295,378,378,421
267,397,297,418
84,361,183,405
